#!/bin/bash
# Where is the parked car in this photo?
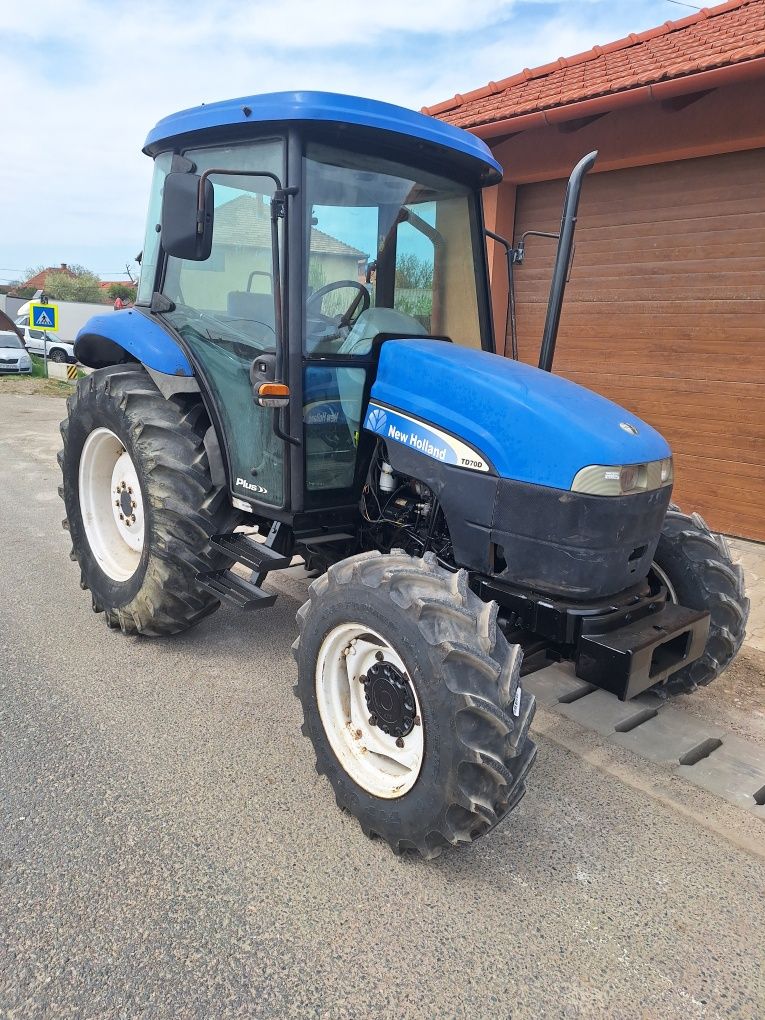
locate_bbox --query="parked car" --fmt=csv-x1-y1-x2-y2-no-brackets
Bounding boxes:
0,331,33,374
14,317,76,363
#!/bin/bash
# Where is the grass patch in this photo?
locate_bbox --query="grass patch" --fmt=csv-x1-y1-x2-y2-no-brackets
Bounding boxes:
30,355,47,378
0,356,84,397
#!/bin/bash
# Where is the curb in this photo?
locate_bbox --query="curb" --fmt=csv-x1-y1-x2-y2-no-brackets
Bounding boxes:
524,662,765,818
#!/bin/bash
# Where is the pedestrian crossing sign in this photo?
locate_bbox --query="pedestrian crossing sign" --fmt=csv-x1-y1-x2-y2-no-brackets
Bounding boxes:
30,303,59,331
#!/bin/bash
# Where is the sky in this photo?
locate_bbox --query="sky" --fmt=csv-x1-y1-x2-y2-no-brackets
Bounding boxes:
0,0,694,286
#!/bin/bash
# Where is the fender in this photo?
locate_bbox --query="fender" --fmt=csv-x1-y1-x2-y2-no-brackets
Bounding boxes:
74,307,193,376
75,309,227,486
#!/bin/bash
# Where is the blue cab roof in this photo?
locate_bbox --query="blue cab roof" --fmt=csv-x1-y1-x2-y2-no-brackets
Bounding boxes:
143,90,502,182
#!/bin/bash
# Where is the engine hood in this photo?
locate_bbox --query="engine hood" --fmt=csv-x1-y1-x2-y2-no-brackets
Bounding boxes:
368,339,670,490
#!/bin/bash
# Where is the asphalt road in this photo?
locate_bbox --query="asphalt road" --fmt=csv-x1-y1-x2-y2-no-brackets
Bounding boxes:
1,391,764,1020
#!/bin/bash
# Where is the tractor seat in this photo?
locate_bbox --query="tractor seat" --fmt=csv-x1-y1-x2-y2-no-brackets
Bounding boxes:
227,291,275,331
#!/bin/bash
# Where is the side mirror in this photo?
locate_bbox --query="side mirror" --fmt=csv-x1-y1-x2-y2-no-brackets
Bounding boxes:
160,172,214,261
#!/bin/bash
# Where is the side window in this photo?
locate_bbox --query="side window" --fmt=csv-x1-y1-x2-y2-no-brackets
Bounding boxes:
394,212,435,332
29,329,44,340
137,152,172,304
163,139,284,351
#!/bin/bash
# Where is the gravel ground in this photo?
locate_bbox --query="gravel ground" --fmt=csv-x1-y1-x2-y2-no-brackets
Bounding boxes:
1,391,764,1020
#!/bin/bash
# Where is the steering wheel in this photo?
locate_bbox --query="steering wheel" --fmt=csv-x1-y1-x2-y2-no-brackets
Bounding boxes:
306,280,370,329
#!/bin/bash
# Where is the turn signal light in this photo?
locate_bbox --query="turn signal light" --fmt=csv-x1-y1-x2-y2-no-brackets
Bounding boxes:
257,382,290,408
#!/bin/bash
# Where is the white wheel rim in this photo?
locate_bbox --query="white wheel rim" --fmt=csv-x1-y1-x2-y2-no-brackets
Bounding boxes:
315,623,424,799
78,428,145,582
651,561,678,604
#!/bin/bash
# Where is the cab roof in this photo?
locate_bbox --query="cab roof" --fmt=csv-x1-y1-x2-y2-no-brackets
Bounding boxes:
143,90,503,183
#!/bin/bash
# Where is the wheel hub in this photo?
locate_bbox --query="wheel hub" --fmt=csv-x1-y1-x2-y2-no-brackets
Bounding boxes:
110,450,143,550
119,488,133,517
78,428,144,581
363,660,416,738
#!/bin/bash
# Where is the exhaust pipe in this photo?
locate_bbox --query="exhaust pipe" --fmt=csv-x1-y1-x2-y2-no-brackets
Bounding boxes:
538,150,597,373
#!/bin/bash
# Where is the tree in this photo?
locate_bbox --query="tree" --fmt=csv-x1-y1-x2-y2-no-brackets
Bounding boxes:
394,253,434,319
395,253,433,291
44,267,104,303
107,283,136,301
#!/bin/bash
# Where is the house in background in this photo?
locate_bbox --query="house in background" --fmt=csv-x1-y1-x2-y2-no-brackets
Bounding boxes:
10,264,77,295
425,0,765,541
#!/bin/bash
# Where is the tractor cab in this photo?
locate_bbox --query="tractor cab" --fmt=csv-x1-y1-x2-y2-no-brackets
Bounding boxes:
137,92,499,518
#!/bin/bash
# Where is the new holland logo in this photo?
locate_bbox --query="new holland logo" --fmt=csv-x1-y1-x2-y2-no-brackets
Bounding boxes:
367,407,388,434
235,476,268,495
363,403,490,473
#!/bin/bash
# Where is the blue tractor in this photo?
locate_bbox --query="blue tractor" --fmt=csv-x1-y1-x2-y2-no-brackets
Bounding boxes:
61,92,748,858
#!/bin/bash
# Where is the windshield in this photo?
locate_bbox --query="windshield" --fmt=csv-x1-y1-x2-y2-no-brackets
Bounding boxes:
0,333,24,349
303,143,486,356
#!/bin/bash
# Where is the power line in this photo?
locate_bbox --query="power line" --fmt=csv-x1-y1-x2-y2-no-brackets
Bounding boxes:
665,0,701,9
0,268,136,275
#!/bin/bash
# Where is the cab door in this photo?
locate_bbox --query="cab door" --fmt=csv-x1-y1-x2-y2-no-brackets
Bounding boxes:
160,140,288,508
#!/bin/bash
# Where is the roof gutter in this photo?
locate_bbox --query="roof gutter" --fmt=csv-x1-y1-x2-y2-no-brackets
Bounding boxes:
468,56,765,140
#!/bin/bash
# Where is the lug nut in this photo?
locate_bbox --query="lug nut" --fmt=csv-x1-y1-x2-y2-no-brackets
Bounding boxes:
359,674,367,684
131,515,136,523
114,499,120,507
375,651,384,662
414,715,421,726
395,737,405,748
369,715,377,726
127,486,133,495
119,513,124,520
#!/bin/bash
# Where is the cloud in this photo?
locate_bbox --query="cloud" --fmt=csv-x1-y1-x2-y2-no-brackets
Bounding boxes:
0,0,669,280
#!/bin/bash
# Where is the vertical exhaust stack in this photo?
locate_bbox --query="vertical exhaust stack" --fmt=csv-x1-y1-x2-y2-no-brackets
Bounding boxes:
538,150,598,373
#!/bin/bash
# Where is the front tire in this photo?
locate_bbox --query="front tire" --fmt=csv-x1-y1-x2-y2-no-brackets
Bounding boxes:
652,509,749,696
293,551,537,859
59,365,239,636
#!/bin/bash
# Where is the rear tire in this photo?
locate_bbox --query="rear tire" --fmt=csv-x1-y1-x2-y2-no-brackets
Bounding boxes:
652,509,749,696
293,550,537,859
49,348,67,364
59,365,239,636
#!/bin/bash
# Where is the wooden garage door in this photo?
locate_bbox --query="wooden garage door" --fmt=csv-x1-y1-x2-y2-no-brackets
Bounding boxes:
511,148,765,541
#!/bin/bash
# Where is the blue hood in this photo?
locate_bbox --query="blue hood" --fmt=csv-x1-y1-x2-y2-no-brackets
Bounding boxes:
369,340,670,490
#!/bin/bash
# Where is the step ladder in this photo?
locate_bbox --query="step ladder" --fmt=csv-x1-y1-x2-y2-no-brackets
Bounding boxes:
196,530,292,610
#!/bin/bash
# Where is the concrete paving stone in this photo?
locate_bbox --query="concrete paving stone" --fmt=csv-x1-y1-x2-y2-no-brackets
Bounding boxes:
522,661,593,707
729,537,765,653
612,706,726,765
679,733,765,816
559,687,663,736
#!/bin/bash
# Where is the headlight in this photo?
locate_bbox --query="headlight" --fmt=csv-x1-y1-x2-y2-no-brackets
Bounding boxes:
19,353,31,366
572,457,673,496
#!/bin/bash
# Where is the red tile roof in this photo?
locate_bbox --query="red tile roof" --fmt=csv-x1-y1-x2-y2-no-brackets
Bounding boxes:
424,0,765,129
17,264,77,292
